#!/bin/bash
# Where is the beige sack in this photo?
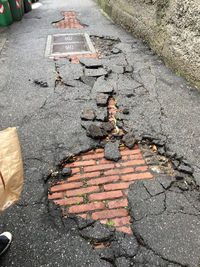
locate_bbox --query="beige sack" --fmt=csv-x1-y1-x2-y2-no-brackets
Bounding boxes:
0,127,24,211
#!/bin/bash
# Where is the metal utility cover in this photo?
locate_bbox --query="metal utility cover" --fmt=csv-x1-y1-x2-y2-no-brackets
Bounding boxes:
45,33,96,58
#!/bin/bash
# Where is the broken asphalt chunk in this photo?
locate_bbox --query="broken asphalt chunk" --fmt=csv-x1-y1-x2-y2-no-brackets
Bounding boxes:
122,133,136,149
96,93,109,107
87,124,107,139
122,108,129,114
81,109,96,121
92,76,114,94
61,167,72,177
79,57,103,68
111,233,139,257
100,121,114,133
177,163,194,175
85,68,108,77
95,108,108,122
80,221,114,243
80,76,96,87
104,142,122,162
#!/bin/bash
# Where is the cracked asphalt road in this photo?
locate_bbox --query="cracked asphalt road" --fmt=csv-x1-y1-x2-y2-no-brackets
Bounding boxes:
0,0,200,266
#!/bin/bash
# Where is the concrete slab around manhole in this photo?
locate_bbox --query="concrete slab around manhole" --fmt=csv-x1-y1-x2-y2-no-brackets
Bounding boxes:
45,33,96,58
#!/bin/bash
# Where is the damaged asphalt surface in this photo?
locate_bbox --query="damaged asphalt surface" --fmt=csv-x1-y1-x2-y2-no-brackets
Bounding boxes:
0,0,200,266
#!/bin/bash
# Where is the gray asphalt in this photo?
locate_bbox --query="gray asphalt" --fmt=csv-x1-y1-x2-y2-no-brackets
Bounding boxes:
0,0,200,266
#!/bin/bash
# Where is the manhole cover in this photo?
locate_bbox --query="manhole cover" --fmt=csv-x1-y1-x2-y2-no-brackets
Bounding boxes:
45,33,96,58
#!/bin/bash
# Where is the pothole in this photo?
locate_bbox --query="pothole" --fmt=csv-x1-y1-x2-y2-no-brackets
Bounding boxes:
90,36,120,58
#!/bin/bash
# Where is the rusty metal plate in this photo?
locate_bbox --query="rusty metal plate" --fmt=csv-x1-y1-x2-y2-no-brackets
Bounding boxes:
52,43,90,54
53,34,85,44
45,33,96,58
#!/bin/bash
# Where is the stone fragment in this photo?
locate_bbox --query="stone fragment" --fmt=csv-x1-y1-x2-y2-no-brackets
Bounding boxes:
122,133,136,149
68,214,95,230
111,234,139,257
172,160,180,169
80,221,114,242
95,108,108,122
125,66,133,73
80,76,96,87
93,76,114,93
85,68,107,77
158,146,165,155
79,57,103,68
95,248,114,261
104,142,122,162
111,65,124,74
145,157,160,165
177,163,194,174
81,109,96,121
111,47,121,54
96,93,109,107
122,108,129,114
101,121,114,133
87,124,107,139
59,62,83,81
61,167,72,177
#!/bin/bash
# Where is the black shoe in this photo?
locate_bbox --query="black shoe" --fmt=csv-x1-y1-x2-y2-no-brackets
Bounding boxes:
0,232,12,256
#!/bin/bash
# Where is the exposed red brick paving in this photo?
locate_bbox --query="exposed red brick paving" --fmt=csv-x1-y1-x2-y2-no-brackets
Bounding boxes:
49,146,153,235
48,97,154,235
56,11,84,29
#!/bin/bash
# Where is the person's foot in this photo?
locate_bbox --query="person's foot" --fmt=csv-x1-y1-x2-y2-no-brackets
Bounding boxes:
0,232,12,256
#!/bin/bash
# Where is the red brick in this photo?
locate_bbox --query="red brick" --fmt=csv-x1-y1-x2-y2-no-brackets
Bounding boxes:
77,214,87,219
116,160,145,167
129,154,143,160
93,243,105,248
104,168,134,176
95,148,104,153
68,171,101,182
108,199,128,209
120,149,141,155
87,175,120,186
121,155,129,160
82,153,104,160
122,172,153,181
54,197,83,206
104,182,133,191
100,219,107,225
82,150,94,155
84,164,115,173
66,186,100,197
68,202,105,214
116,226,133,235
51,182,83,192
71,168,80,174
111,216,131,227
48,192,64,200
92,209,128,220
124,190,129,196
98,158,112,164
67,160,96,167
88,190,123,201
135,166,149,172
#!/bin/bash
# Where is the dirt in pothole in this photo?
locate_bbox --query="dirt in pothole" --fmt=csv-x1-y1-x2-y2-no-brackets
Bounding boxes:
91,36,120,58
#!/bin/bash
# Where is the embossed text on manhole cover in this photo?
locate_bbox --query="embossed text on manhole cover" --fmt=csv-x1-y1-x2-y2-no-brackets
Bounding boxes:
45,33,96,58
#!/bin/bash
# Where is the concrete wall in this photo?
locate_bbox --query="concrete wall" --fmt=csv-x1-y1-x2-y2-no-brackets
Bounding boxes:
95,0,200,89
